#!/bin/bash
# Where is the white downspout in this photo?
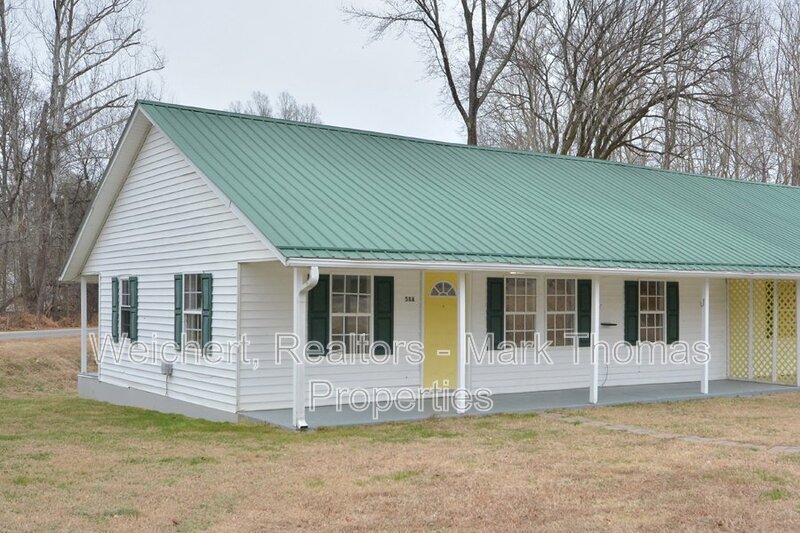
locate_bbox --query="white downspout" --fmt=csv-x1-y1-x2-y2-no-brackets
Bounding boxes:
590,277,601,404
293,266,319,430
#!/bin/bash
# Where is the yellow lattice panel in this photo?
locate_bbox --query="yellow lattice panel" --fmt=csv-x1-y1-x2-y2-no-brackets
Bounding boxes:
728,280,750,379
752,280,774,381
776,281,797,385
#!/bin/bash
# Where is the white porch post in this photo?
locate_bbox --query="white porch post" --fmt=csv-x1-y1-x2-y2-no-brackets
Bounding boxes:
748,280,754,380
590,277,600,404
701,278,710,394
80,276,88,375
456,272,467,412
796,280,800,387
292,267,319,430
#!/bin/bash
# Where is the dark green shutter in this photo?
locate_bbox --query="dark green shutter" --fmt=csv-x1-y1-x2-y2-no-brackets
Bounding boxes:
486,278,504,349
624,281,639,344
201,273,213,347
373,276,394,355
129,277,138,341
174,274,183,348
111,277,119,342
307,274,329,353
577,279,592,347
666,281,679,343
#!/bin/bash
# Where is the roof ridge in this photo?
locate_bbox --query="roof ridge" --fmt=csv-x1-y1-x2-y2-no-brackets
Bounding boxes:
137,99,799,191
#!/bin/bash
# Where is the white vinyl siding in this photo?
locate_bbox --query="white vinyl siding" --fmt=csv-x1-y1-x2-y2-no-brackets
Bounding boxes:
84,126,274,413
238,263,421,411
470,273,728,394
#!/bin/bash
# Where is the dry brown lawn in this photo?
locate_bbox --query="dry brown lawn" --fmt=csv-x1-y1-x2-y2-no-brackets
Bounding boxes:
0,338,82,397
571,393,800,448
2,339,800,531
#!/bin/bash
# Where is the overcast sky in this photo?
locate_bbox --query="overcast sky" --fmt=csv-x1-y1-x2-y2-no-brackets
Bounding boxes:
144,0,463,143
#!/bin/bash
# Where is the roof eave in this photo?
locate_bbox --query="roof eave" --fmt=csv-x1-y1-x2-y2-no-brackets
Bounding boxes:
284,256,800,279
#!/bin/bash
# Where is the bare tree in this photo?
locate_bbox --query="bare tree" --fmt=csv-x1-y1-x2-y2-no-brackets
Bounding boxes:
756,0,800,185
481,0,739,161
229,90,274,117
229,90,322,123
0,0,162,315
347,0,541,145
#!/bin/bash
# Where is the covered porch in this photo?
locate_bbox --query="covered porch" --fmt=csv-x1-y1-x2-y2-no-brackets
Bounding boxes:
241,379,799,429
278,263,759,429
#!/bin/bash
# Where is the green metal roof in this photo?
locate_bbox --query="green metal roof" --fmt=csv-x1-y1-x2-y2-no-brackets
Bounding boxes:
139,100,800,273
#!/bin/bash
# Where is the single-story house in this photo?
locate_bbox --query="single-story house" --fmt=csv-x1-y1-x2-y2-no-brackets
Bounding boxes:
61,101,800,429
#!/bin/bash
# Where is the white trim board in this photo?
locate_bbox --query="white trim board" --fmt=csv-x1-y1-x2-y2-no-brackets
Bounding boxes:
285,258,800,279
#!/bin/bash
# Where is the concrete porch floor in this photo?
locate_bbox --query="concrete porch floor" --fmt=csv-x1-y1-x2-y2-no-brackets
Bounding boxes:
239,379,800,429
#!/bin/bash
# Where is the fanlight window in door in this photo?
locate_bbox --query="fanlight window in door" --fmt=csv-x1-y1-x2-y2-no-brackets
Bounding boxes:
430,281,456,297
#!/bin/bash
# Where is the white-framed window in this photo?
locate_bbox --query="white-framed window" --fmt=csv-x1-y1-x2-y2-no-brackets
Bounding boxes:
430,281,456,297
639,280,665,342
330,274,371,353
505,277,536,346
120,277,131,337
183,273,203,346
546,278,576,347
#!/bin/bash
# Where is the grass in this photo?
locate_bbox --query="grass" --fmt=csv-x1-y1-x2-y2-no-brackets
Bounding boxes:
101,508,140,518
762,488,791,501
4,338,800,530
570,393,800,447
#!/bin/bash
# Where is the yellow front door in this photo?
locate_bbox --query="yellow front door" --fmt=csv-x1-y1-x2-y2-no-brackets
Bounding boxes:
423,272,458,389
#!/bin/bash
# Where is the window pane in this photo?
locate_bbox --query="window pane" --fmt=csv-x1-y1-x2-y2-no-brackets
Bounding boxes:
525,294,535,312
184,313,202,345
184,274,202,311
332,294,344,313
345,295,358,313
121,279,130,307
358,295,370,314
121,309,131,336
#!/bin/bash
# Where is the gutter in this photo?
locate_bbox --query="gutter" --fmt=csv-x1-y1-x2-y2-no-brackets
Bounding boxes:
285,258,800,280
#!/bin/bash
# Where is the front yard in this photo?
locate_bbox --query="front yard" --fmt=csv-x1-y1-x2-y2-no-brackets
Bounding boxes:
2,338,800,531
